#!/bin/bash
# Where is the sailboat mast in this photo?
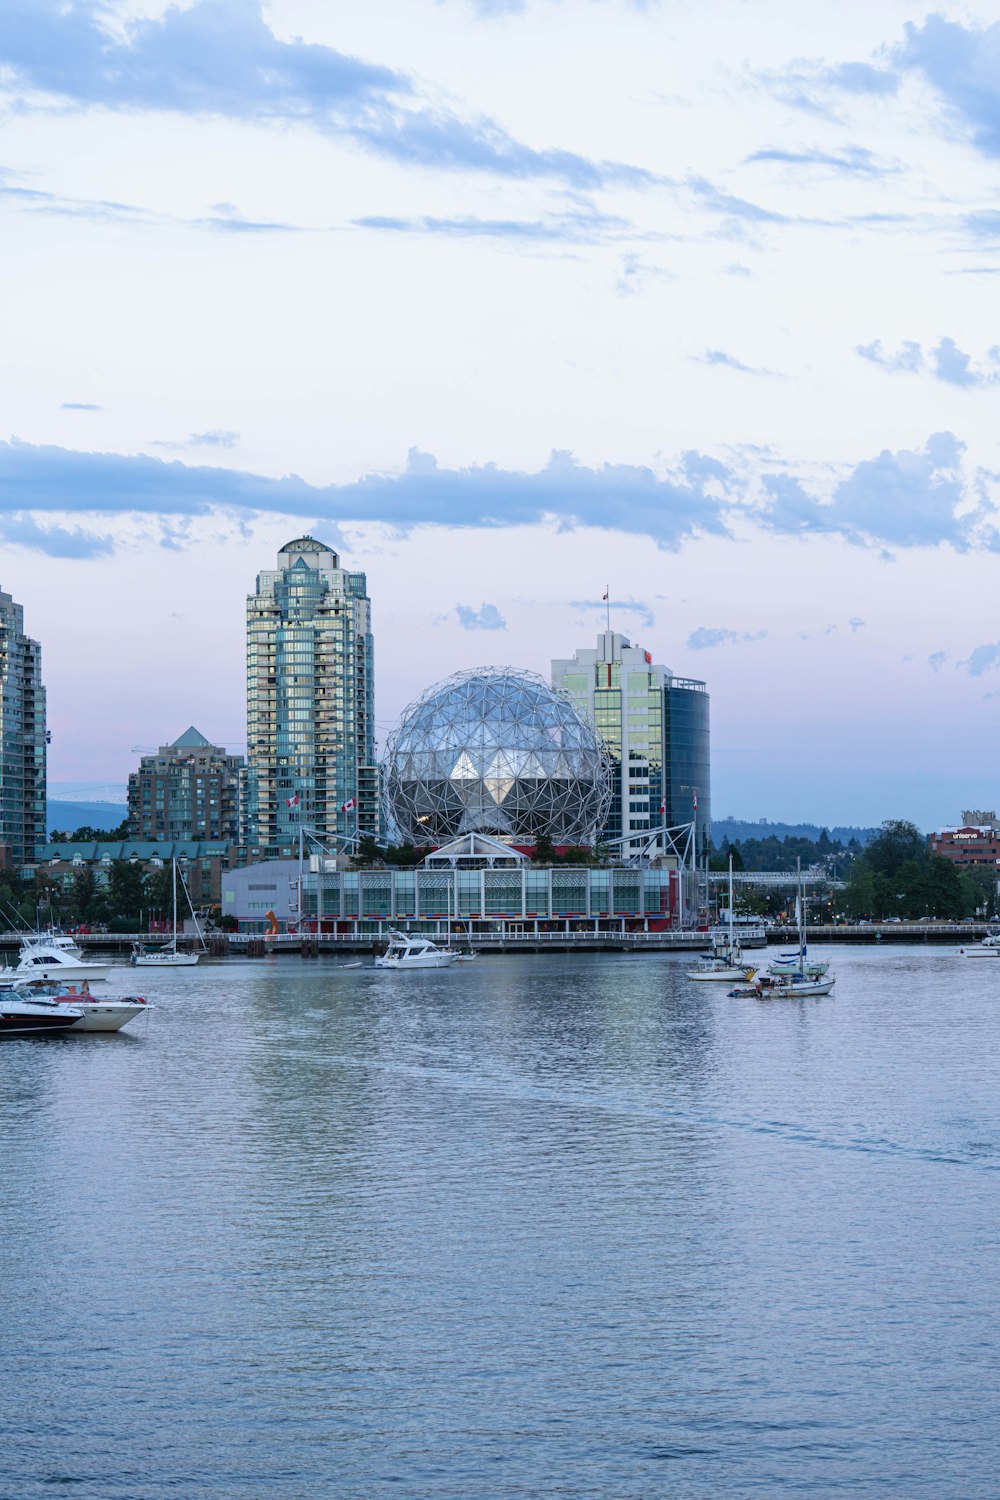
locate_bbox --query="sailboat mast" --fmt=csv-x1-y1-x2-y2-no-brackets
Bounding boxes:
728,854,734,957
172,857,177,944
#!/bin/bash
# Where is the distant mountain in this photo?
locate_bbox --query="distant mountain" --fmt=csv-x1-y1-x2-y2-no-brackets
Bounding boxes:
712,818,880,849
48,800,128,837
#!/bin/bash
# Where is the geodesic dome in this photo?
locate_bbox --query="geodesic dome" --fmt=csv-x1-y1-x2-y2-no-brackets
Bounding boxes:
383,667,612,844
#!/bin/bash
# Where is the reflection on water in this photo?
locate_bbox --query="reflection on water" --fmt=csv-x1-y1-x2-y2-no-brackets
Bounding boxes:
1,947,999,1497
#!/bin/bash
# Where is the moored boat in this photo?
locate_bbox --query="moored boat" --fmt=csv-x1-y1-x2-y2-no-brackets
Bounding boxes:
9,981,150,1033
0,994,84,1035
959,931,1000,957
5,933,111,984
374,932,456,970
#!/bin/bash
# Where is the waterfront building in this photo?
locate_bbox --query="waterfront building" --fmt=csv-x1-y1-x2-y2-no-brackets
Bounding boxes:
551,631,710,855
127,727,244,842
929,811,1000,870
0,586,46,868
245,537,377,853
36,839,237,907
223,846,689,936
383,667,611,845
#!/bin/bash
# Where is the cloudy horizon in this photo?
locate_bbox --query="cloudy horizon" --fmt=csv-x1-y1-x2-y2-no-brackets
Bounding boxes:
3,0,1000,827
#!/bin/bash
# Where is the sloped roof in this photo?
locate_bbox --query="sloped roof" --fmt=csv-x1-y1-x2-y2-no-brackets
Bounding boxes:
169,726,213,748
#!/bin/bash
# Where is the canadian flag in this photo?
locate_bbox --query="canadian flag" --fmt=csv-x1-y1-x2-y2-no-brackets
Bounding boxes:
286,792,300,809
341,797,357,813
660,797,666,815
692,789,698,813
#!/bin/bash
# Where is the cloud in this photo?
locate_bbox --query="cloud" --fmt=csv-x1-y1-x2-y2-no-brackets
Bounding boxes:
928,651,947,672
0,430,992,557
0,514,113,559
686,626,767,650
569,598,655,627
189,430,240,449
848,617,865,633
0,439,735,550
354,205,629,243
61,401,103,411
701,349,775,376
0,0,656,191
896,16,1000,159
856,339,923,374
455,602,507,630
758,432,970,550
930,336,987,388
960,642,1000,677
615,252,672,295
857,337,999,388
745,144,894,177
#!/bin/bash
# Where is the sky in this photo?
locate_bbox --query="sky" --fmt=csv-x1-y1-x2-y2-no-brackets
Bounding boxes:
3,0,1000,829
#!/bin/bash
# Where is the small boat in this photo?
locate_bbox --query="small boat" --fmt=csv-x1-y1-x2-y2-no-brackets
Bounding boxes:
0,994,84,1035
10,981,150,1032
132,859,204,967
5,933,111,983
374,933,456,970
728,973,836,1000
959,932,1000,957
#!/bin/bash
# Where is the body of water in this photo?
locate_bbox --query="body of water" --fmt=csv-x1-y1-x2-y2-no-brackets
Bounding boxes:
2,947,998,1497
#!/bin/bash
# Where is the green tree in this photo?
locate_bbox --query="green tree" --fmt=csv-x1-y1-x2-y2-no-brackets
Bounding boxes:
531,830,556,863
107,860,146,920
844,861,876,918
866,819,927,879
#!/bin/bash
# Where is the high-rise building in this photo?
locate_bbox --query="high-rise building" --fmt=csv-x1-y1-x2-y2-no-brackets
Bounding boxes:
552,630,710,854
245,536,377,850
0,586,46,867
127,727,245,842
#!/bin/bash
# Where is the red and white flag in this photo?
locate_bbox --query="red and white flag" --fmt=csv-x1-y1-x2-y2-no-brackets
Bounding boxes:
286,792,299,809
341,797,357,813
660,797,666,815
692,789,698,814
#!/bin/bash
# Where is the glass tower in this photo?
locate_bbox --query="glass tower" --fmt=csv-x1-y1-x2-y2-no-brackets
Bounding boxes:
0,587,46,866
552,631,710,854
245,538,376,850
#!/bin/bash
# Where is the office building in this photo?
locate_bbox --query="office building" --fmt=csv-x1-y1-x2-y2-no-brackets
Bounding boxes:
0,586,46,867
552,630,710,854
128,727,245,842
929,811,1000,870
245,536,377,851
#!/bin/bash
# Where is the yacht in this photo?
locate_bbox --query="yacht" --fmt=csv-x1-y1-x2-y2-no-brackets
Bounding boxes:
6,933,111,983
0,993,84,1035
13,982,150,1033
374,933,457,970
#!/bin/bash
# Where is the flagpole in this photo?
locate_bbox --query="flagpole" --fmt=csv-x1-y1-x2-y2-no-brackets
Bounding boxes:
605,585,610,634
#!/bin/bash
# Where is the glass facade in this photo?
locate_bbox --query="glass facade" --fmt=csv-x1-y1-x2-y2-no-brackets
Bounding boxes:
552,631,709,852
246,537,376,851
0,588,46,866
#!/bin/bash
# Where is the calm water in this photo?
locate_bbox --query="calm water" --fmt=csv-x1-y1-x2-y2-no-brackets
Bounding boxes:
1,946,998,1498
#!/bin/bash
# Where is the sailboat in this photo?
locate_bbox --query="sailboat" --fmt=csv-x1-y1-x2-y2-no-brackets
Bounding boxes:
131,859,204,968
737,862,834,998
687,857,756,981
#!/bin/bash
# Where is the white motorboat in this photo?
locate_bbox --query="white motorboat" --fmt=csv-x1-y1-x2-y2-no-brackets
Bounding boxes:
0,994,84,1035
374,932,456,970
132,859,204,967
5,933,111,984
8,981,149,1033
960,932,1000,957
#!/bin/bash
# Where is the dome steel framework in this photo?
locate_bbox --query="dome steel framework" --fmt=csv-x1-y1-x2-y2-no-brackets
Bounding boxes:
383,667,613,845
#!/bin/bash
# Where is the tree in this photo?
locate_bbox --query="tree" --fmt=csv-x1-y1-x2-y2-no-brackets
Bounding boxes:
866,819,927,879
107,860,146,920
844,861,876,919
48,820,130,843
531,830,556,863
